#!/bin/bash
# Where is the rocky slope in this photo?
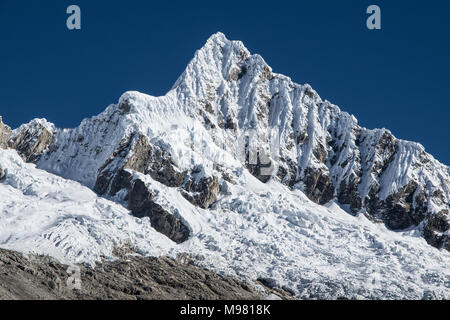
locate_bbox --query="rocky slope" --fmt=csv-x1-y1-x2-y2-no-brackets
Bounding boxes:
0,247,290,300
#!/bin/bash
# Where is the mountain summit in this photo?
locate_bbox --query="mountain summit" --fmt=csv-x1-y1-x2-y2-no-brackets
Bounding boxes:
0,33,449,299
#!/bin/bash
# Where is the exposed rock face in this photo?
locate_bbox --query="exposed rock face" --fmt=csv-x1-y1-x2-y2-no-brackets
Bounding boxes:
8,120,54,163
92,131,222,243
0,117,12,149
302,168,335,205
365,181,425,230
130,136,186,188
0,166,5,181
337,174,362,214
0,247,276,300
1,117,54,163
128,178,190,243
423,210,450,250
94,134,191,243
181,174,220,209
247,155,273,184
165,33,450,250
94,133,188,194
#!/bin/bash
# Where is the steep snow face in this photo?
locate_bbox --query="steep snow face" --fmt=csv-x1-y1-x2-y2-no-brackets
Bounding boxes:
1,148,450,299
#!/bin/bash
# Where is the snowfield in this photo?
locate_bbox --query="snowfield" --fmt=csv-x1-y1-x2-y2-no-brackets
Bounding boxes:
1,149,449,299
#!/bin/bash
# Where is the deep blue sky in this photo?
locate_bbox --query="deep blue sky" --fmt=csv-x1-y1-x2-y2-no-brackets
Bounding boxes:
0,0,449,164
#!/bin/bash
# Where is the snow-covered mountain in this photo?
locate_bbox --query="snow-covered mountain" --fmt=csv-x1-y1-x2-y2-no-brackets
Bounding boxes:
1,33,449,299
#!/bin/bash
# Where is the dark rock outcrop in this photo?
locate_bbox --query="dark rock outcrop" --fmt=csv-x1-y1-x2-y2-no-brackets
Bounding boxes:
181,175,220,209
423,210,450,250
0,247,273,300
247,154,273,184
9,122,54,163
93,132,224,242
2,33,450,254
302,167,335,205
94,134,191,243
337,174,362,214
95,133,186,193
365,181,425,230
128,179,190,243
